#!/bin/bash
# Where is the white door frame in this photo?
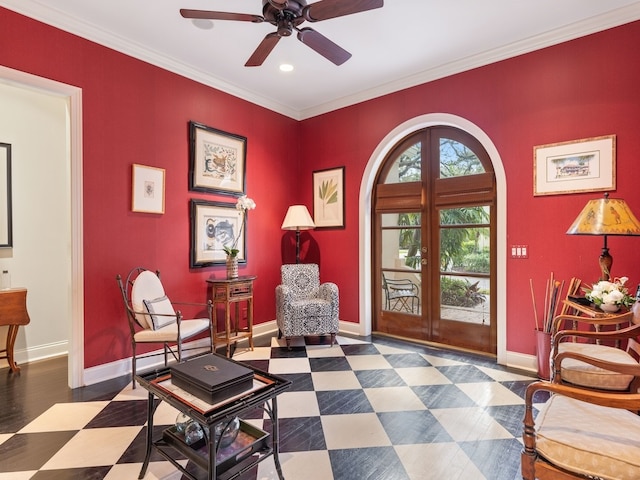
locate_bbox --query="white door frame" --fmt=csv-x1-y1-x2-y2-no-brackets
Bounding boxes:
358,113,508,364
0,65,84,388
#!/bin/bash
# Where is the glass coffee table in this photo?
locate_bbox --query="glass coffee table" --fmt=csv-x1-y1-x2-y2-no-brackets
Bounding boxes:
135,358,291,480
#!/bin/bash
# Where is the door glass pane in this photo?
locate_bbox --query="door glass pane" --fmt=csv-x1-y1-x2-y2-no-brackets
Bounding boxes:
439,206,490,324
440,138,485,178
381,212,421,314
440,275,490,325
382,143,421,184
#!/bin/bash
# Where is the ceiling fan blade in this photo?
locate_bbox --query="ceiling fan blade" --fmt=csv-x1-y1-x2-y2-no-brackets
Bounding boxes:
303,0,383,22
297,27,351,66
180,9,264,23
245,33,281,67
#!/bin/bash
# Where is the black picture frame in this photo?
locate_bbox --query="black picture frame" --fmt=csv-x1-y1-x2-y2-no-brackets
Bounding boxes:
188,121,246,196
0,143,12,248
190,199,247,268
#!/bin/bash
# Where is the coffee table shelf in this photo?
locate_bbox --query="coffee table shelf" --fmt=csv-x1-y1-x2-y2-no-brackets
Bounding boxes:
135,356,291,480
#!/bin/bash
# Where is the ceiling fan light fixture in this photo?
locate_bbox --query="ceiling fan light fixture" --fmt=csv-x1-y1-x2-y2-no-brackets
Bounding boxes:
279,63,294,72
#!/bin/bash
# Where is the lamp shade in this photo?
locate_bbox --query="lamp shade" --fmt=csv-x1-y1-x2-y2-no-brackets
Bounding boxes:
566,194,640,236
281,205,315,231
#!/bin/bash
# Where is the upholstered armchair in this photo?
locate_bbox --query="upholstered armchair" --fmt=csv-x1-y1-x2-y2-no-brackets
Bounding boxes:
275,263,339,348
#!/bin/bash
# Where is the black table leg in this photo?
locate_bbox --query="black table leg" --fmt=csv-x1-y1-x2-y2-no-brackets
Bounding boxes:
271,398,285,480
139,392,159,479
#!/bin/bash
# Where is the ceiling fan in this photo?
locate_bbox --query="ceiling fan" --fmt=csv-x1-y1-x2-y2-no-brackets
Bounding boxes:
180,0,384,67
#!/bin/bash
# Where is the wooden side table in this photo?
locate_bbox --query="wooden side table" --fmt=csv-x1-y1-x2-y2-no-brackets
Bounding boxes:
0,288,30,373
206,276,256,357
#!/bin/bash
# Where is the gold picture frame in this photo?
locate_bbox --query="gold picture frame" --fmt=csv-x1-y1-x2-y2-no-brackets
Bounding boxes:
533,135,616,196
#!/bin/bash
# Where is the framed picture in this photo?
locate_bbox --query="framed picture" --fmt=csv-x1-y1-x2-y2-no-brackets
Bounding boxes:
313,166,345,228
0,143,12,248
533,135,616,196
190,199,246,268
188,121,246,196
132,164,165,213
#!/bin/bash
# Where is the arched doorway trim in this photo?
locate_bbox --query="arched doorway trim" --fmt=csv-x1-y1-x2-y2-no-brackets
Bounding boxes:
359,113,507,364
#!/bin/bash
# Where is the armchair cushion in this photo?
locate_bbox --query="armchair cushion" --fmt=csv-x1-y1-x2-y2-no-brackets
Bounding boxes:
558,342,636,391
534,393,640,480
131,270,166,329
143,295,175,330
276,264,339,343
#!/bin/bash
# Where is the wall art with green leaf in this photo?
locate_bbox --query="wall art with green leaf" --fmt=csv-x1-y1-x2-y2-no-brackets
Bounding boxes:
312,166,344,228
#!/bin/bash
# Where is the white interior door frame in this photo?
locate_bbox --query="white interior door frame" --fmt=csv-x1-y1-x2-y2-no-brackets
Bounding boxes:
0,65,84,388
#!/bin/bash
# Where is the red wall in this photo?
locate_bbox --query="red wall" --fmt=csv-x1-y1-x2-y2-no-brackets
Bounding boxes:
0,8,300,368
2,7,639,366
299,21,640,355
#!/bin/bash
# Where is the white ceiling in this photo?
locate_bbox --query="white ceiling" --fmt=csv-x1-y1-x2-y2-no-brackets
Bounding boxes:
3,0,640,120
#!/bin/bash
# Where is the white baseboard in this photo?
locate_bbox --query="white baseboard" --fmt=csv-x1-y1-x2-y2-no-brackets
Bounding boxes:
0,340,68,370
82,321,282,386
8,319,538,384
505,350,538,376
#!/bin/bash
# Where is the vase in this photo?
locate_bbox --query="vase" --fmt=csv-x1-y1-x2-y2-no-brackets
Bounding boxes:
600,303,620,313
226,256,238,279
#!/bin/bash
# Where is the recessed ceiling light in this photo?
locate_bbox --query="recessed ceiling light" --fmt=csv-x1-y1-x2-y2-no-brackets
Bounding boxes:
279,64,294,72
192,19,213,30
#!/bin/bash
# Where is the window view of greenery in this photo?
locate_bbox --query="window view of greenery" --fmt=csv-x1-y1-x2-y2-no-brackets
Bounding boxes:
440,206,490,323
380,136,492,323
383,143,420,183
440,138,485,177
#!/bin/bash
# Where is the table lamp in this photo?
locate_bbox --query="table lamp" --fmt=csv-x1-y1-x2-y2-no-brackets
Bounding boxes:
281,205,315,263
566,193,640,281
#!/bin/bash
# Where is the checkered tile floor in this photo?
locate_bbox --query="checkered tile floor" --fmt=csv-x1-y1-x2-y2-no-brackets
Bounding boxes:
0,335,541,480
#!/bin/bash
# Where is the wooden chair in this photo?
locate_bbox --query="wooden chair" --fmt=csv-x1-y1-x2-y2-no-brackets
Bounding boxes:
522,355,640,479
116,267,213,388
550,301,640,392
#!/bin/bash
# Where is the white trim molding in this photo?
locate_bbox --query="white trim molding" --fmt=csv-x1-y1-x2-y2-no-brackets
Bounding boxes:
359,113,509,365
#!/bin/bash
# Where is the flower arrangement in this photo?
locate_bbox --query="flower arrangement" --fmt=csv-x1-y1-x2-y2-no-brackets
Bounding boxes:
583,276,635,310
223,195,256,258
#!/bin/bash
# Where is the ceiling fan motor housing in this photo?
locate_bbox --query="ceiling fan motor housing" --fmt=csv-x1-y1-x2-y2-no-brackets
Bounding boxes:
263,0,307,34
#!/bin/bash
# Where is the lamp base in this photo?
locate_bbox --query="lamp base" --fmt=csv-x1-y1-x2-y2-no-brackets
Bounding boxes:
599,247,612,281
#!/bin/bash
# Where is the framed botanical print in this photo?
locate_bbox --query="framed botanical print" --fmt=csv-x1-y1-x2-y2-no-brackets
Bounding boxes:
313,166,345,228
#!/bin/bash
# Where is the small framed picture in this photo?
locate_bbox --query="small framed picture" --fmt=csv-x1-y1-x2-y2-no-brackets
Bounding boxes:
188,121,246,196
313,166,345,228
533,135,616,196
132,164,165,214
190,199,246,268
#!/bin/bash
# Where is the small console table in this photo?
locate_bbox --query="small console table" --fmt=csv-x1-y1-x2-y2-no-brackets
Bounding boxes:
135,359,291,480
206,276,256,357
0,288,30,373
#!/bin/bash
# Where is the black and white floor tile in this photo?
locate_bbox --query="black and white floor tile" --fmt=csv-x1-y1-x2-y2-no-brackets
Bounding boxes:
0,335,541,480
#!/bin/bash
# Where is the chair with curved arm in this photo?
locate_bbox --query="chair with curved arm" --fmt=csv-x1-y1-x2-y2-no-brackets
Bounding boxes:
522,356,640,479
116,267,213,388
381,272,420,314
550,299,640,392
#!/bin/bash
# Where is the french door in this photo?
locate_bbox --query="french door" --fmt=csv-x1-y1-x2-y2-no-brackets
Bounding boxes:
373,127,497,354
